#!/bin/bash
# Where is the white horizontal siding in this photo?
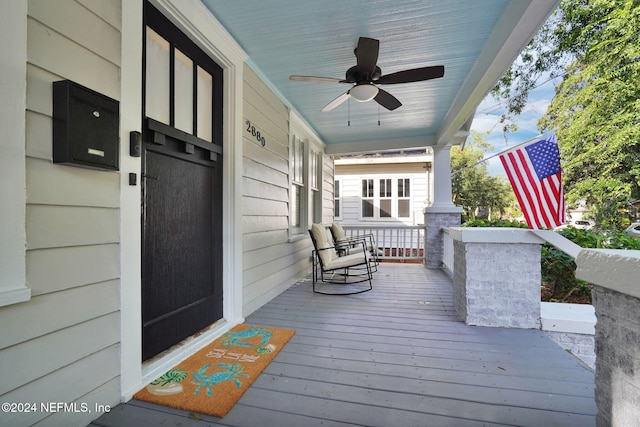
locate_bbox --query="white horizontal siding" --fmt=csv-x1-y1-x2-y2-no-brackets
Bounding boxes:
26,157,120,207
26,205,119,249
243,176,288,201
0,1,122,425
242,229,289,252
0,279,119,350
27,17,120,99
2,345,119,427
242,64,312,316
28,0,121,65
322,155,335,224
1,312,119,396
26,244,120,296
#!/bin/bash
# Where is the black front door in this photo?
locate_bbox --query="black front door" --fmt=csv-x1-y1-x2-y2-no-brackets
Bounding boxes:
141,3,224,361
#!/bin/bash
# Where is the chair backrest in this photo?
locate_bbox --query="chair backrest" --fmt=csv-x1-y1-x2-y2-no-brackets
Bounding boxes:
331,222,346,241
309,223,338,267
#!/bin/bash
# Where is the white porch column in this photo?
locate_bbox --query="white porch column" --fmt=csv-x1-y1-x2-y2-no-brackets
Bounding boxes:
0,0,29,307
430,145,459,209
424,145,462,268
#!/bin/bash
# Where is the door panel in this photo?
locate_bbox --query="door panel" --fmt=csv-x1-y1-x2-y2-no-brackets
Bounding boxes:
142,142,221,361
142,2,224,361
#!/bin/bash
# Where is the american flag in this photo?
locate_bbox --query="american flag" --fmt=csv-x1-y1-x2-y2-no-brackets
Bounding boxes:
499,134,565,229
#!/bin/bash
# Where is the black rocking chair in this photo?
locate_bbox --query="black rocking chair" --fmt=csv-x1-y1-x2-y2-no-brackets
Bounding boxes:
329,222,382,272
308,223,373,295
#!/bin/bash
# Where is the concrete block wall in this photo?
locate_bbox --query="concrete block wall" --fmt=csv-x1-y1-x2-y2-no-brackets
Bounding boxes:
452,239,468,320
544,331,595,370
424,210,461,268
448,228,544,329
455,241,541,328
576,249,640,427
541,302,596,370
592,286,640,426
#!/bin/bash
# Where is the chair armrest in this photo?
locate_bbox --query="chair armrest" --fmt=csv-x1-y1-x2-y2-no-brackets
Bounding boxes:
334,239,367,256
336,235,368,246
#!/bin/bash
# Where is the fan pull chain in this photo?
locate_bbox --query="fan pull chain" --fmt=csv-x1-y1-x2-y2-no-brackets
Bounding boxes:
348,98,351,126
378,104,381,126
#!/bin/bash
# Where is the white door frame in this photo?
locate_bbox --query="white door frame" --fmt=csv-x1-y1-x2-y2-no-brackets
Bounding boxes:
119,0,246,399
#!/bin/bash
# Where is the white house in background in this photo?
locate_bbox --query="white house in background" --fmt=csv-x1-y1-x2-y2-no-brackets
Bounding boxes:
567,199,591,222
333,150,433,226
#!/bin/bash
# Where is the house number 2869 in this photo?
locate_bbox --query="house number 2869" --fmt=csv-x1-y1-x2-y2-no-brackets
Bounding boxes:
245,120,266,146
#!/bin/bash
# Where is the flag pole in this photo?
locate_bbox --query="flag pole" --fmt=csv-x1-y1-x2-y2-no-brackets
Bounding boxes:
451,133,546,176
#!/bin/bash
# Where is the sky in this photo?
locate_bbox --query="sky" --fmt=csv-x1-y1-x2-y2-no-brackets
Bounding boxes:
469,79,557,177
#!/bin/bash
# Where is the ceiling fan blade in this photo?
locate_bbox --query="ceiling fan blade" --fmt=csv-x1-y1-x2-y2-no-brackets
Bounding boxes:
289,75,344,84
355,37,379,78
376,65,445,84
373,88,402,111
321,92,351,112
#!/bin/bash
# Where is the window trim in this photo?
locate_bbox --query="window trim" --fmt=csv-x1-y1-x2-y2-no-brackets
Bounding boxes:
379,178,392,218
359,176,413,221
334,179,342,220
288,111,325,241
310,149,322,224
361,178,375,219
289,135,306,237
397,177,411,219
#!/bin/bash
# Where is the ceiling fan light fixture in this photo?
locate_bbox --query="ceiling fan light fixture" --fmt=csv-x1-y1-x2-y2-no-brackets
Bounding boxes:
290,37,444,112
350,83,379,102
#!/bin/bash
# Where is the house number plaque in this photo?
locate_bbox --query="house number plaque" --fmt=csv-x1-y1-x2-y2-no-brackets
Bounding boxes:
245,120,266,146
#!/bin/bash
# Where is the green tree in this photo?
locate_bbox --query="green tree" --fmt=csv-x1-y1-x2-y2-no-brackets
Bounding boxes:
451,132,515,220
491,0,640,227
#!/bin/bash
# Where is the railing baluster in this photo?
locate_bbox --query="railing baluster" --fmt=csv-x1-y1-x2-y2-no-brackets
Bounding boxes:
403,228,407,260
340,225,426,262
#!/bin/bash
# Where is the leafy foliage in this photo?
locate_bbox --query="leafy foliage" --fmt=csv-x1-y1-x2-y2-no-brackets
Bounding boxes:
451,132,516,221
461,218,529,228
540,243,582,302
542,227,640,302
491,0,640,219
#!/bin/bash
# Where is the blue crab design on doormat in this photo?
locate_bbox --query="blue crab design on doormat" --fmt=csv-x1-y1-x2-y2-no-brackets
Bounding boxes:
221,325,274,352
191,362,250,397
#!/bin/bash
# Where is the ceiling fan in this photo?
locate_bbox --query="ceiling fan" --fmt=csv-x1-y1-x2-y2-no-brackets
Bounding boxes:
289,37,444,112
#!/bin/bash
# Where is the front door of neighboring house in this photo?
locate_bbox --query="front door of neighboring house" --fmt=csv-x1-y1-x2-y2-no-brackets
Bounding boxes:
141,2,224,361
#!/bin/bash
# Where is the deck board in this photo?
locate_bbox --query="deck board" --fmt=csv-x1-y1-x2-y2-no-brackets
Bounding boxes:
91,263,595,426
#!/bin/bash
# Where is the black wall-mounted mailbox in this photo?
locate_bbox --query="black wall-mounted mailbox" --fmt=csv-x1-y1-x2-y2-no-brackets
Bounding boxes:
53,80,120,170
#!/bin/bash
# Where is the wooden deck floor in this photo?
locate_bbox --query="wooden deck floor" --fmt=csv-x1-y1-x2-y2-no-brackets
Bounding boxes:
91,263,596,427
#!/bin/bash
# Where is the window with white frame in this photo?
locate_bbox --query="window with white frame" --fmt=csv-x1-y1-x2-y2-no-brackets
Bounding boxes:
334,179,341,219
361,179,374,218
360,177,412,220
379,178,392,218
290,136,305,232
397,178,411,218
289,136,323,237
310,149,321,224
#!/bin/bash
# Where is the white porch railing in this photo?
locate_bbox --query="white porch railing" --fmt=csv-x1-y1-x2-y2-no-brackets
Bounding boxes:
342,225,425,261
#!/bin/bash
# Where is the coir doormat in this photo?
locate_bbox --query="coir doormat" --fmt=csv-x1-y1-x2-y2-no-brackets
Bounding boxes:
134,324,295,417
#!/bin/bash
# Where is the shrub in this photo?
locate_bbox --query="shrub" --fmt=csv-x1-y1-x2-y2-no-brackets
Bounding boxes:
461,218,529,228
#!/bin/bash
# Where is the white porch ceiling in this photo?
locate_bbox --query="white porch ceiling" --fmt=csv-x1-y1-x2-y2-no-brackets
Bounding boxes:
200,0,558,154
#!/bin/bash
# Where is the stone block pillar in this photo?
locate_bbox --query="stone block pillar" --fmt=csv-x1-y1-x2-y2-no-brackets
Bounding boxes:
424,144,462,268
448,227,545,328
576,249,640,427
424,207,461,268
